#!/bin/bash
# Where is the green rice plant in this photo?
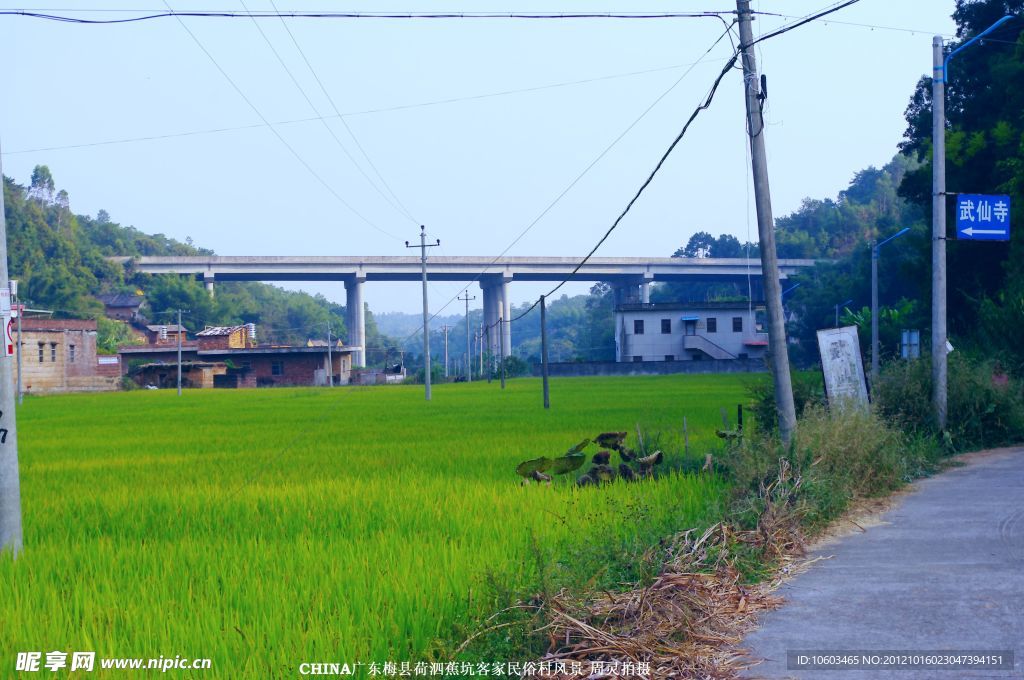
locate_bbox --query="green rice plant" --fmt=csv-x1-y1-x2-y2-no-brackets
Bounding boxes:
0,375,746,677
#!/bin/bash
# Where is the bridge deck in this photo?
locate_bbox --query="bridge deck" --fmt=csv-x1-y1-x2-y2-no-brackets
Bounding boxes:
113,256,816,283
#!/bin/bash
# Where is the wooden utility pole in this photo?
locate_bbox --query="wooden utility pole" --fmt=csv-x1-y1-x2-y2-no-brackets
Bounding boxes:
736,0,797,444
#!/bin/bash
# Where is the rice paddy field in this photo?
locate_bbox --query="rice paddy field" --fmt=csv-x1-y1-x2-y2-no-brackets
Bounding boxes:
1,374,754,677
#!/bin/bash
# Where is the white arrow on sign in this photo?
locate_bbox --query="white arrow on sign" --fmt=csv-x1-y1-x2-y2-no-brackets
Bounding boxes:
960,226,1007,236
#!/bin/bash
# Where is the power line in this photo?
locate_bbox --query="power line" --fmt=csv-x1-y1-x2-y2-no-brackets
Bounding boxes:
394,18,737,347
160,0,402,240
503,0,864,325
233,0,416,224
265,0,419,223
0,10,743,24
2,59,730,156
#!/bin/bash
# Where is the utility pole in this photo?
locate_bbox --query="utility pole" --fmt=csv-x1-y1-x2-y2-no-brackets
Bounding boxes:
835,299,853,328
176,308,185,396
0,139,23,557
499,318,506,390
441,324,451,379
932,35,948,430
326,320,334,387
872,228,910,383
737,0,796,444
930,16,1012,429
478,324,484,380
406,226,440,400
458,292,475,382
10,281,21,406
541,294,550,409
485,324,492,384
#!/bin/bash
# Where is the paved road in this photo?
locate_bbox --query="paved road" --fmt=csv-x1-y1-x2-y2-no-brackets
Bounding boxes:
740,447,1024,680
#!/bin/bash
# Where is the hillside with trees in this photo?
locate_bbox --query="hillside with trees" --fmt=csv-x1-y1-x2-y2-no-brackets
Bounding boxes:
3,167,394,358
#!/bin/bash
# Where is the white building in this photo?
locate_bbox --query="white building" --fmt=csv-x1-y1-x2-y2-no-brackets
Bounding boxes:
615,302,768,362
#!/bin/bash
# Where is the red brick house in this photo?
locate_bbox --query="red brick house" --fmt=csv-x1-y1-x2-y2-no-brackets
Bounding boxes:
119,324,355,388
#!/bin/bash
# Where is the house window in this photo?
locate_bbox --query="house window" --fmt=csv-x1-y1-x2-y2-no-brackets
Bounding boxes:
633,320,645,335
50,343,57,362
38,343,44,363
271,361,284,376
660,319,671,334
69,345,76,363
732,317,743,333
665,355,675,362
707,317,717,333
632,355,643,362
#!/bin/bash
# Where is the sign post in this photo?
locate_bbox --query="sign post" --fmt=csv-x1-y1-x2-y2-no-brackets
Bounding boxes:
956,194,1011,241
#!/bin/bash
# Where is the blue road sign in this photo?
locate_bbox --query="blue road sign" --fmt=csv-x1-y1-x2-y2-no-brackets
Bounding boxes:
956,194,1011,241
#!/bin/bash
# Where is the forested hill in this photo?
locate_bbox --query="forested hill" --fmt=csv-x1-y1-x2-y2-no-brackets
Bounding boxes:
2,167,395,355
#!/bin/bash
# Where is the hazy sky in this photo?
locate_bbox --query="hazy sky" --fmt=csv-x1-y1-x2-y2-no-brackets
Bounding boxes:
0,1,956,315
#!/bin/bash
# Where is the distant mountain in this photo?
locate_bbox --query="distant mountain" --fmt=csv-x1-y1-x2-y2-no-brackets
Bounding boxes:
374,311,463,342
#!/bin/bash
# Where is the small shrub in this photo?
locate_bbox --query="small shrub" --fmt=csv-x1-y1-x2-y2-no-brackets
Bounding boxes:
721,405,940,533
874,354,1024,450
747,371,825,432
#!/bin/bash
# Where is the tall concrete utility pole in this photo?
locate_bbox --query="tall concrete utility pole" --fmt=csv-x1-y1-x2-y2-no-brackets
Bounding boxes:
406,226,440,400
176,308,185,396
458,292,475,382
441,325,451,379
499,318,506,390
871,228,910,383
0,140,23,557
930,17,1014,428
540,295,550,409
10,281,21,406
932,36,948,430
326,320,334,387
737,0,797,444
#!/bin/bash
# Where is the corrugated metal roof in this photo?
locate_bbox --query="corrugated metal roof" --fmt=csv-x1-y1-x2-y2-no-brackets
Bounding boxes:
146,324,187,333
196,325,245,336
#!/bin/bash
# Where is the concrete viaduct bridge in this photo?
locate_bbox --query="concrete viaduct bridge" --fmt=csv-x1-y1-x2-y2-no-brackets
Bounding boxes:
115,255,815,366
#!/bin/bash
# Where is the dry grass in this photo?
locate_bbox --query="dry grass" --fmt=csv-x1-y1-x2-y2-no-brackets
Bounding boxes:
520,461,809,679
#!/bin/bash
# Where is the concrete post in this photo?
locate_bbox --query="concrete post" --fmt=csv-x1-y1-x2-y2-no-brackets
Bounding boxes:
641,281,651,304
203,274,215,299
345,276,366,367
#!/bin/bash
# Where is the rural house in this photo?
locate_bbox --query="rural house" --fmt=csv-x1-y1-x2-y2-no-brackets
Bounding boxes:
15,318,121,394
614,302,768,363
119,323,356,388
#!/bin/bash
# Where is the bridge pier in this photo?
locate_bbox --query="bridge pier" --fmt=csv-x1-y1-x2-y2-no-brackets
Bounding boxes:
345,276,366,367
480,277,512,361
204,274,215,299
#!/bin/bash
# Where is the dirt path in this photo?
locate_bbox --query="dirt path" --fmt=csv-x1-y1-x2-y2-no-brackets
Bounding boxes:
739,447,1024,679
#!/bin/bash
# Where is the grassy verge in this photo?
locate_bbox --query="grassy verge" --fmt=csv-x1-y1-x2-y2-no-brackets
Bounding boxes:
466,360,1024,674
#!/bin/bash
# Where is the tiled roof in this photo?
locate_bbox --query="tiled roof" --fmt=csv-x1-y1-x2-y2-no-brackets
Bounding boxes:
96,293,144,307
